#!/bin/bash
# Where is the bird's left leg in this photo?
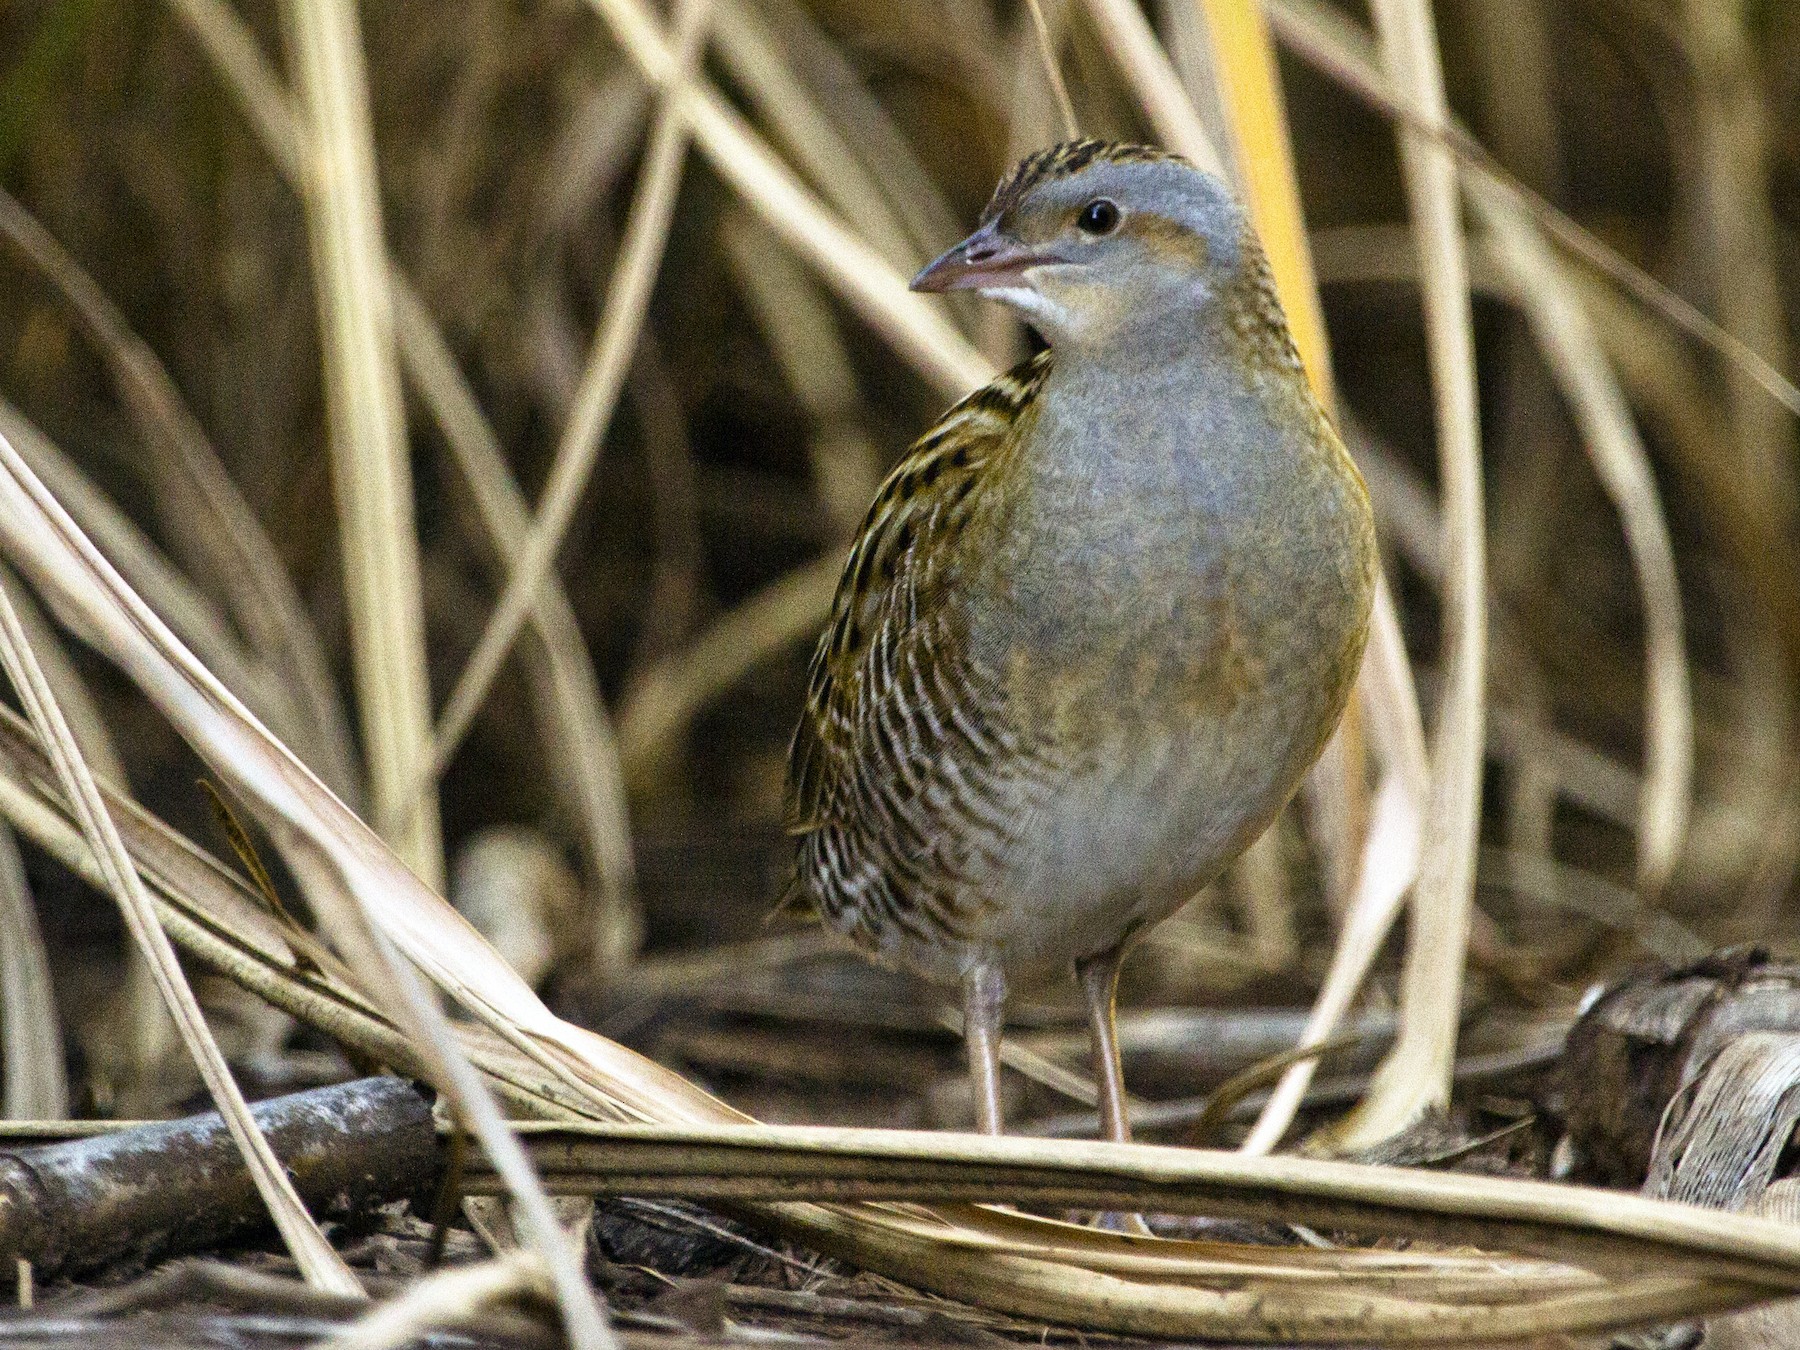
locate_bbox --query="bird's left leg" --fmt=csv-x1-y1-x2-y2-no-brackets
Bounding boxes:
1076,940,1134,1143
1076,939,1153,1235
961,960,1008,1135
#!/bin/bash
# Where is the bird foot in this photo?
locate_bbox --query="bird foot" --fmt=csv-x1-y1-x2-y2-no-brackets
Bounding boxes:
1093,1210,1154,1236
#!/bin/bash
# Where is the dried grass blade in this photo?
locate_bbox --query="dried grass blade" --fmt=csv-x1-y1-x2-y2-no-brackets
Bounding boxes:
1325,0,1485,1152
1678,0,1796,523
1023,0,1080,137
0,813,63,1120
281,0,442,886
323,1253,551,1350
711,0,923,272
391,280,641,968
165,0,306,183
1191,0,1427,1152
0,401,285,752
0,428,617,1342
581,0,991,396
1477,183,1692,894
618,555,839,786
1196,0,1329,402
0,544,358,1293
1079,0,1224,174
1241,772,1419,1153
13,419,1800,1340
0,184,361,805
497,1118,1800,1289
407,0,712,804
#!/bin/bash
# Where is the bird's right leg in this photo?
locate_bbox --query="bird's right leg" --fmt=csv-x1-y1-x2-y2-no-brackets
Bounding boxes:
961,961,1008,1135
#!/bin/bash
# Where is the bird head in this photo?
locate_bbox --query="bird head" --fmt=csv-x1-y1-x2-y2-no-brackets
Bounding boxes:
911,140,1252,352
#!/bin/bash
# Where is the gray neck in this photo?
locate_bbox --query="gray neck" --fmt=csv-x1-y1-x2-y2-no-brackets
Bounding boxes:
1037,305,1292,481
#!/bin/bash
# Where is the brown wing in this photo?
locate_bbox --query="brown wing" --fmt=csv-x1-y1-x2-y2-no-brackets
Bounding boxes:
784,351,1050,839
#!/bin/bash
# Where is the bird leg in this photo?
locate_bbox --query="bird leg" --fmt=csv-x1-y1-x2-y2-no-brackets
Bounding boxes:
961,961,1008,1135
1077,941,1153,1234
1076,942,1134,1144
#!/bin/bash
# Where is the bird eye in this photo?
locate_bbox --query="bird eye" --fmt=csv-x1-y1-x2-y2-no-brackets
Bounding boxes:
1076,198,1121,236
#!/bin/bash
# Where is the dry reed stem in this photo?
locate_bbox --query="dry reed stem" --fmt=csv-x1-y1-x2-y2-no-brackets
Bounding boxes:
166,0,306,185
711,0,923,273
1197,0,1329,404
1477,183,1692,895
581,0,989,397
1323,0,1486,1152
409,0,711,804
281,0,442,887
1079,0,1224,174
1679,0,1796,519
323,1253,552,1350
745,0,966,269
0,548,357,1293
0,426,618,1345
721,214,882,535
0,184,361,806
158,0,640,963
1023,0,1080,137
0,567,159,1116
0,812,63,1120
1241,774,1418,1153
618,555,840,785
3,430,1799,1340
391,281,641,968
0,402,287,753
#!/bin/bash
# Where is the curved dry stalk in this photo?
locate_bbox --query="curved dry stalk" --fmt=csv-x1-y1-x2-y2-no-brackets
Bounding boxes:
165,0,306,185
1023,0,1080,137
1573,272,1800,661
0,813,63,1120
1477,182,1692,896
720,212,881,534
16,420,1800,1342
0,401,291,758
618,555,840,786
1079,0,1223,174
0,185,361,806
323,1252,551,1350
728,0,965,272
1678,0,1796,525
281,0,442,887
0,429,617,1344
1325,0,1485,1153
711,0,923,273
390,280,642,971
406,0,713,810
1261,0,1800,426
1241,772,1419,1154
582,0,991,398
0,564,357,1293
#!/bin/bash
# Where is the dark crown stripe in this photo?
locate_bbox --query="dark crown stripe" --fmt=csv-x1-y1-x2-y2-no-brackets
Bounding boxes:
981,140,1181,223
